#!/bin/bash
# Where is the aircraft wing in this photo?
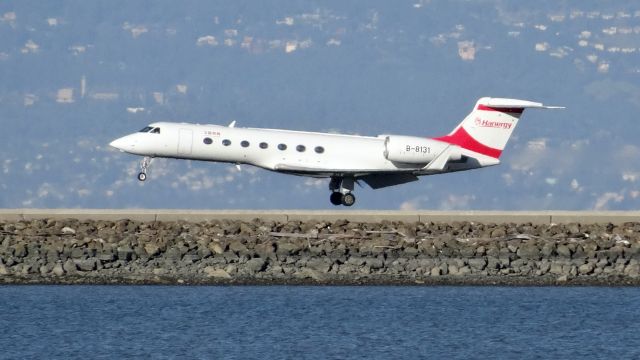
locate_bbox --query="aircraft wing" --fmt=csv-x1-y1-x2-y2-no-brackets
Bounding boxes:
273,163,399,176
273,163,420,189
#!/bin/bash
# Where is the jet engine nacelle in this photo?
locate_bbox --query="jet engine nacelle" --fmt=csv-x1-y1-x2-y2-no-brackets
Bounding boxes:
383,135,462,164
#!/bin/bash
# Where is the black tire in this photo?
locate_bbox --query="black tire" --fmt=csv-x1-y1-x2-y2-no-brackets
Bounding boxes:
137,172,147,182
329,192,342,206
342,193,356,206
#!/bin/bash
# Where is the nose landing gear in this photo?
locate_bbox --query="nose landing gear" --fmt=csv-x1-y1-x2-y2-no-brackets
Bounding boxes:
329,176,356,206
138,156,152,182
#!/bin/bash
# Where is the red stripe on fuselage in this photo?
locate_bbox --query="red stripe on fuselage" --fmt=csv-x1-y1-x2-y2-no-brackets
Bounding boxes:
433,127,502,158
476,104,524,114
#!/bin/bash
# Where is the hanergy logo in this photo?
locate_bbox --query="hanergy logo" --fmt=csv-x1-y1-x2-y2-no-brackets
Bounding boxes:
474,117,512,129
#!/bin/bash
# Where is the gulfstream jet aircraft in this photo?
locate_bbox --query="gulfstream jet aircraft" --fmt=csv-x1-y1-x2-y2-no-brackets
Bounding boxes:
110,97,562,206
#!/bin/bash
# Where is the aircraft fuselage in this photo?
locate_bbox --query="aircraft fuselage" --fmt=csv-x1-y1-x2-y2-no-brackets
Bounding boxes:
110,97,561,206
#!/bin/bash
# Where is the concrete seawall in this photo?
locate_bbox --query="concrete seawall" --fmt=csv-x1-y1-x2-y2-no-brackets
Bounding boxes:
1,209,640,224
1,210,639,285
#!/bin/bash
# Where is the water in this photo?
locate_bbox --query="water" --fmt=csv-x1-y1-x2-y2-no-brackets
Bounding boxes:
0,286,639,359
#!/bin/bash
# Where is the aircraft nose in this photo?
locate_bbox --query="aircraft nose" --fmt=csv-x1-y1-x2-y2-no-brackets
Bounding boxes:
109,136,131,152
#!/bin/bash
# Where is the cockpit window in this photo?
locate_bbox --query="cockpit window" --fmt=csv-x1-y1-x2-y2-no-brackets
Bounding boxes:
150,128,160,134
139,126,153,133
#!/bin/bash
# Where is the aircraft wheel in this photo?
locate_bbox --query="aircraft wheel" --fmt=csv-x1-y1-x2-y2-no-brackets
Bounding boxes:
137,172,147,182
330,192,342,206
341,193,356,207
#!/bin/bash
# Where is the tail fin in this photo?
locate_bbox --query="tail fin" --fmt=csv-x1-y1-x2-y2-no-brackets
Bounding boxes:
434,97,563,159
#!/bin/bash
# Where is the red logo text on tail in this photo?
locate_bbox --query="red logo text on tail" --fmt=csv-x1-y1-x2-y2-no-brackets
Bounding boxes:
473,117,513,130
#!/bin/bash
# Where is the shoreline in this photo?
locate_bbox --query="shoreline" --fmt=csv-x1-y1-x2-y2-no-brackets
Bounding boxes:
2,217,640,286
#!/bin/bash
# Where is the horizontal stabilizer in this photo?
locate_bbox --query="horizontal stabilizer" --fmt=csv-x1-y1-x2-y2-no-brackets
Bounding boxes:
424,145,454,171
482,98,565,110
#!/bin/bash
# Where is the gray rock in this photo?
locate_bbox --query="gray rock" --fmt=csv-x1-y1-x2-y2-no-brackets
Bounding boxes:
13,243,27,258
99,250,116,262
75,258,98,271
182,254,200,263
228,241,249,255
61,227,76,235
223,251,240,263
430,267,441,276
117,246,134,261
468,258,487,271
152,268,168,275
144,243,161,257
208,241,225,255
418,241,438,257
556,244,572,258
624,264,640,277
306,258,332,273
511,259,526,269
63,259,77,273
45,249,60,262
569,265,578,277
448,265,459,275
70,247,85,259
346,257,366,267
39,265,51,275
203,266,232,279
245,258,267,274
295,268,325,282
578,263,595,275
366,258,385,271
0,263,8,275
517,244,541,260
540,243,555,257
459,246,475,258
491,228,506,238
52,263,65,276
549,263,564,275
402,246,419,257
481,256,496,269
197,247,212,259
164,247,183,261
439,262,448,275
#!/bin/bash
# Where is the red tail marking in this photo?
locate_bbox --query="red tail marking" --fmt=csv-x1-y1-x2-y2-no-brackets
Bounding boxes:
433,127,502,159
477,104,524,114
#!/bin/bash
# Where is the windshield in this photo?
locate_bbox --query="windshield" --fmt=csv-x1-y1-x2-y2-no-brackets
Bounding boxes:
139,126,153,133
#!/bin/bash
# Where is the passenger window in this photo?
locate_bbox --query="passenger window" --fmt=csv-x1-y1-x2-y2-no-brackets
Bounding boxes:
278,144,287,151
151,128,160,134
314,146,325,154
296,145,306,152
259,142,268,149
222,139,231,146
203,137,213,145
139,126,153,133
241,140,250,148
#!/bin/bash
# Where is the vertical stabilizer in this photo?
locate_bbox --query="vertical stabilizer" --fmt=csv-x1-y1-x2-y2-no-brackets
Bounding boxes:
434,97,561,159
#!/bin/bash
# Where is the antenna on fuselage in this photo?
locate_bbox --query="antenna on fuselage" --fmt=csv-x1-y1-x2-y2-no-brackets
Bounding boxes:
228,120,236,128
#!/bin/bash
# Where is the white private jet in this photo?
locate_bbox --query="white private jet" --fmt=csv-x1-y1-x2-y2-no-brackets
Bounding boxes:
110,97,562,206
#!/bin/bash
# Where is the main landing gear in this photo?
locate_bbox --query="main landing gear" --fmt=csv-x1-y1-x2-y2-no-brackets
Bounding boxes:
137,156,152,182
329,177,356,206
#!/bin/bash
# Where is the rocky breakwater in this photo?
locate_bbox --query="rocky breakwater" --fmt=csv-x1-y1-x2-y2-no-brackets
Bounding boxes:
1,218,640,285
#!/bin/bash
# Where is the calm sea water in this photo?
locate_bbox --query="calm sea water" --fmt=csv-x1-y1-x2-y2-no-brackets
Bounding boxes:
0,285,639,359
